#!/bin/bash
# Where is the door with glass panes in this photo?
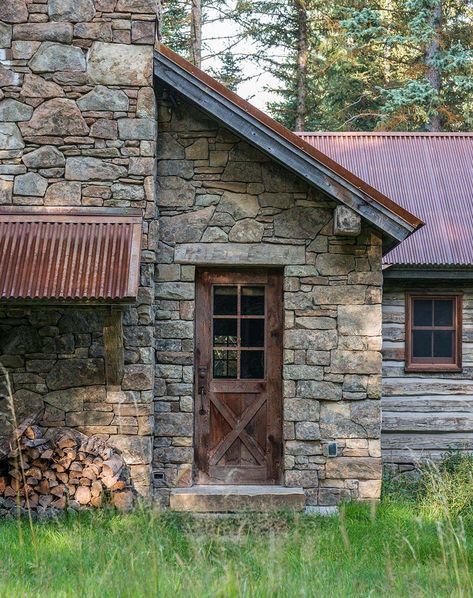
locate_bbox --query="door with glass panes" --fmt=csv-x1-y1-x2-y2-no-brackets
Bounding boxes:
194,269,283,484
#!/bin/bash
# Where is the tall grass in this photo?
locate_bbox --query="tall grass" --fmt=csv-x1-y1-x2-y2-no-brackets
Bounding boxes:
2,359,473,597
0,500,472,598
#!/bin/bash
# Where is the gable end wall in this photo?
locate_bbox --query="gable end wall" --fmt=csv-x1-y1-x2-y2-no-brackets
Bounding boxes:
154,90,384,506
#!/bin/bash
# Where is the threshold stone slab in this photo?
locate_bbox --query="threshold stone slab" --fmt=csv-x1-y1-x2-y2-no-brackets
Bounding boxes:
170,485,306,513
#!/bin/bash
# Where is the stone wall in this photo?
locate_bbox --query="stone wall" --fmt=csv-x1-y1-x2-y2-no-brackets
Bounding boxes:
154,90,383,505
0,0,158,497
382,283,473,470
0,306,154,496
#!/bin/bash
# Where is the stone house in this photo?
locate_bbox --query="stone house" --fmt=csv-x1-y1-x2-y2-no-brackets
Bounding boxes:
1,0,468,512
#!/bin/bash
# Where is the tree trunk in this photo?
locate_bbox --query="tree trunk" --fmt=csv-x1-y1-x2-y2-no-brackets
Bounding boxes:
295,0,308,132
190,0,202,68
425,0,442,131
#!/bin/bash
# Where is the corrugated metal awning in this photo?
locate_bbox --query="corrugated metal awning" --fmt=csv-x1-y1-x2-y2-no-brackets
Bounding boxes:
0,208,142,302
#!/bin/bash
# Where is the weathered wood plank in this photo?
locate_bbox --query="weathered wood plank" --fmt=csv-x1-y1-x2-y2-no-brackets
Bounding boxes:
383,412,473,433
382,432,473,450
382,449,473,464
103,308,124,386
382,396,473,412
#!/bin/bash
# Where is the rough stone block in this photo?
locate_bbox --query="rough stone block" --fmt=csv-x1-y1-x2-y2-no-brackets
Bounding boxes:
334,205,361,236
285,469,318,487
21,99,88,136
88,42,153,86
109,435,153,465
77,85,129,111
22,145,64,169
0,0,28,23
285,398,320,421
297,380,342,401
0,123,24,150
157,413,193,437
0,23,12,48
330,350,382,374
46,359,105,391
29,42,86,72
122,365,153,390
14,172,48,196
12,23,73,43
325,457,382,480
118,118,156,141
44,181,81,206
65,157,127,181
0,99,33,122
338,305,381,337
48,0,95,22
21,73,64,98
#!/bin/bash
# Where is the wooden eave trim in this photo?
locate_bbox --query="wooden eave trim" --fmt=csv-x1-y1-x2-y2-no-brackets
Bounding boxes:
155,45,423,245
384,267,473,280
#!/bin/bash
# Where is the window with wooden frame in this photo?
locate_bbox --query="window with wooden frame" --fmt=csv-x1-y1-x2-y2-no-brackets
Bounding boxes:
405,294,462,372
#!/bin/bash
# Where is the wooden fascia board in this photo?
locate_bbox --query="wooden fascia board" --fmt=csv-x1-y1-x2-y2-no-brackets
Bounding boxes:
154,51,417,245
383,268,473,281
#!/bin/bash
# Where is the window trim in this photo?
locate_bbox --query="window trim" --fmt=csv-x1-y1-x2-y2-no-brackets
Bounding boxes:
405,292,463,373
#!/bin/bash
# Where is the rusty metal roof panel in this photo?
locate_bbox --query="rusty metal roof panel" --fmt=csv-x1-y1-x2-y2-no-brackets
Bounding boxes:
298,132,473,266
0,208,142,302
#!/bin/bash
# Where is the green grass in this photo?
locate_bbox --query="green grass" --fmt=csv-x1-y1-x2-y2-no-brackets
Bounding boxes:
0,499,472,597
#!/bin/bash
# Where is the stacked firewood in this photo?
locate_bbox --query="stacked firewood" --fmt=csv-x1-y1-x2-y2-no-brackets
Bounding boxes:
0,420,133,516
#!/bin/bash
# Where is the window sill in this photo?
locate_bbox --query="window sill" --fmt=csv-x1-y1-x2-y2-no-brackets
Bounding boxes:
405,364,462,374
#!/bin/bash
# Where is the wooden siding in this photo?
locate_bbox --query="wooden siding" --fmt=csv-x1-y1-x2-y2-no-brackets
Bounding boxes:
382,286,473,465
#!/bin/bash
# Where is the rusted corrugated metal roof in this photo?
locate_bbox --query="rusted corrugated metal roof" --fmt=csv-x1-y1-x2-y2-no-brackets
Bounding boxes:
298,132,473,266
0,208,142,302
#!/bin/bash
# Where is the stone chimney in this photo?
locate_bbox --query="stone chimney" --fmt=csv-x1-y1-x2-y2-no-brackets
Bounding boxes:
0,0,157,210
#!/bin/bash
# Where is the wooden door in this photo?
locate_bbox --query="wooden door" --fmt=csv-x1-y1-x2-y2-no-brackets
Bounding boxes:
195,269,283,485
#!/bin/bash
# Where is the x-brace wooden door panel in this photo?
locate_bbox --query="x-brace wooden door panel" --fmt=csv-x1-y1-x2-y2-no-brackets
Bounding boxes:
195,269,283,485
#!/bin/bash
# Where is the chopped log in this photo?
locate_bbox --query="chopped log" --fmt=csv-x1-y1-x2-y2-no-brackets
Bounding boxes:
75,486,91,505
0,420,133,515
102,455,123,478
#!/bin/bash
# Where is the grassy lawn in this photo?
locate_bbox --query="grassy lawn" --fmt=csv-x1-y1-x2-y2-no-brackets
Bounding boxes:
0,498,472,597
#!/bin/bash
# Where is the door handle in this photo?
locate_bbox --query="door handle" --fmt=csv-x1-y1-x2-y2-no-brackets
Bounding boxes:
198,366,207,416
199,385,206,416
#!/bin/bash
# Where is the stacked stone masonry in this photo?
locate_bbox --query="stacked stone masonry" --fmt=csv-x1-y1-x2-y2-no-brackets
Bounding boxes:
154,91,383,506
0,0,158,497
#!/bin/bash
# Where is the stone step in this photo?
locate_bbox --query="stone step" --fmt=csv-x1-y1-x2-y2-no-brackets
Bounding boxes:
170,485,306,513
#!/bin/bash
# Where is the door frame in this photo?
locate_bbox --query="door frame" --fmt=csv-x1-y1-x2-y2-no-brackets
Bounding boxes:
193,267,283,485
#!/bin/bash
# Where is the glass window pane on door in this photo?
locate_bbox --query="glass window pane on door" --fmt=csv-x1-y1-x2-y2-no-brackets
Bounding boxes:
214,286,237,315
213,349,237,379
241,351,264,379
241,286,265,315
241,319,264,348
213,319,237,346
211,284,266,380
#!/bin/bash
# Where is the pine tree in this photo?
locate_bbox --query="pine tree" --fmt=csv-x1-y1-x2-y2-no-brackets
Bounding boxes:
339,0,473,130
